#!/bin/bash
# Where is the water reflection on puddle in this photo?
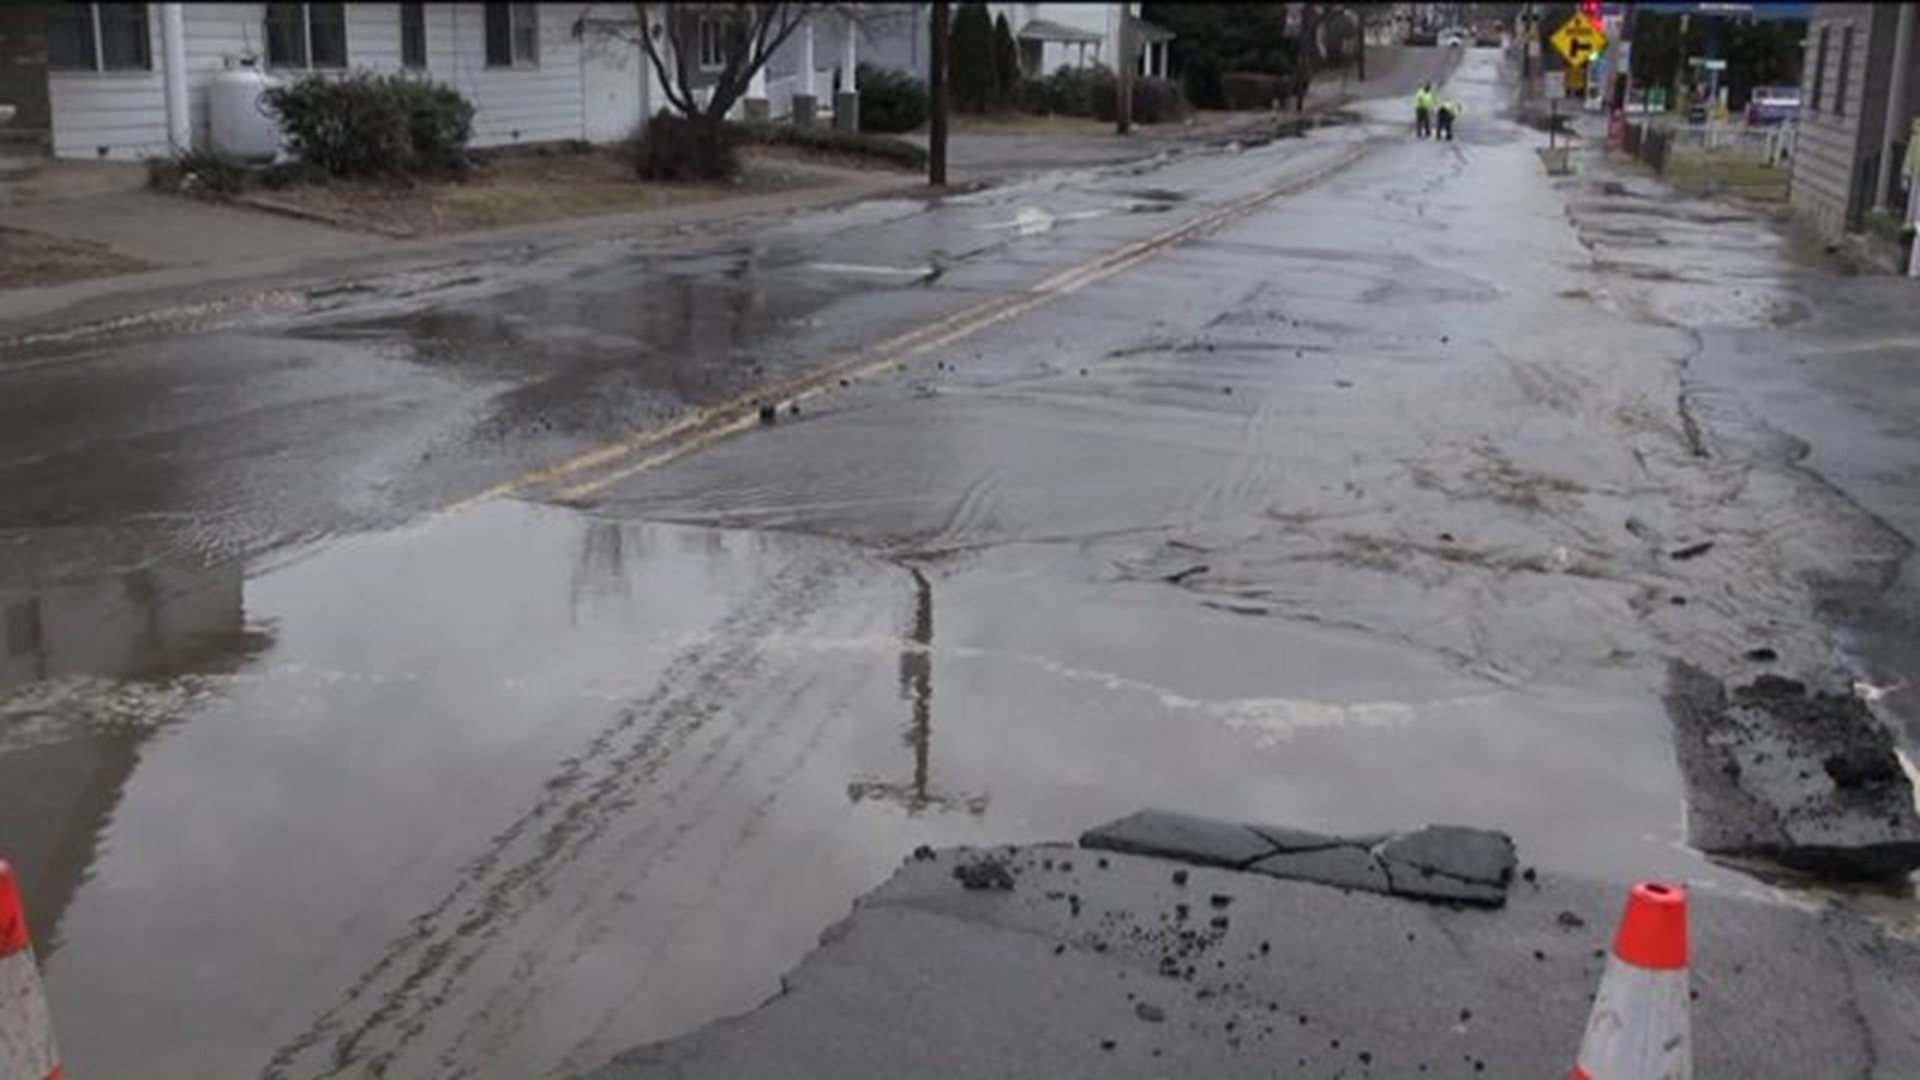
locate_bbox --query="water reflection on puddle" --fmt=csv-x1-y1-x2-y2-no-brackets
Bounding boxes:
13,499,1719,1078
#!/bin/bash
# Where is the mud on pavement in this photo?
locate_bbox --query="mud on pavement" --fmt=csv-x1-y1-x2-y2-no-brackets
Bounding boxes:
7,46,1920,1080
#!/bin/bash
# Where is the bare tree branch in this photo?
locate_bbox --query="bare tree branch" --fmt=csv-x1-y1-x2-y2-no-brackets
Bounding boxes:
618,3,913,123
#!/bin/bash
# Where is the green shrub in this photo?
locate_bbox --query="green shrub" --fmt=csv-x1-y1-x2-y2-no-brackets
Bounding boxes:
1089,76,1190,124
1024,66,1112,117
387,77,475,175
631,112,739,181
991,13,1021,105
857,63,927,133
731,122,928,170
264,72,473,178
1220,72,1283,111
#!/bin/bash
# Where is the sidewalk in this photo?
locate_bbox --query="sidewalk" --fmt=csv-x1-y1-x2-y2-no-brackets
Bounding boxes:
0,189,372,268
0,170,917,341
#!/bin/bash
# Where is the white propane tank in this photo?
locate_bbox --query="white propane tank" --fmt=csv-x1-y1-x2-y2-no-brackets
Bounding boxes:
209,56,281,162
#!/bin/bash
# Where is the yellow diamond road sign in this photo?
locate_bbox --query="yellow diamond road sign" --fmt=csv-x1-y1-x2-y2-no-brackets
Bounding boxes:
1551,13,1607,68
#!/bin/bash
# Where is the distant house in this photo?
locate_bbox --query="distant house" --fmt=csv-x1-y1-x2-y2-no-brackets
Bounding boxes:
9,2,667,162
3,2,1179,165
856,2,1173,84
1789,2,1919,242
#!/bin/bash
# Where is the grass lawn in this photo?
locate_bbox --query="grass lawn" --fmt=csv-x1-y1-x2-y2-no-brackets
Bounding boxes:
1662,149,1790,203
949,113,1129,136
0,226,148,289
231,146,863,238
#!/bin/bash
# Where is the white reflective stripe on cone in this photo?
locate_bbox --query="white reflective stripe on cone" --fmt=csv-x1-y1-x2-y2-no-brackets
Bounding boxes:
1572,956,1690,1080
0,946,59,1080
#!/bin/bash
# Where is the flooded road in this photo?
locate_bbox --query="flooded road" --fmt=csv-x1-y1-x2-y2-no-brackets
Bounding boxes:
3,49,1916,1078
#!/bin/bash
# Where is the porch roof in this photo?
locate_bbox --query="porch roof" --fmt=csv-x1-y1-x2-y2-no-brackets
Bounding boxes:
1016,18,1104,45
1128,15,1175,44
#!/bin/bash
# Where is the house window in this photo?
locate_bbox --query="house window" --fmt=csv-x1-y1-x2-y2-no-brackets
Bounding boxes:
400,2,427,69
697,16,730,71
1810,25,1829,112
1835,25,1853,118
48,3,152,72
266,2,348,70
484,2,539,68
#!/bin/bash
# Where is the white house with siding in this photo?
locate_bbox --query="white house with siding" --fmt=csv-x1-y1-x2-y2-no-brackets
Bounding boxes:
17,2,1171,164
34,2,666,162
851,3,1170,84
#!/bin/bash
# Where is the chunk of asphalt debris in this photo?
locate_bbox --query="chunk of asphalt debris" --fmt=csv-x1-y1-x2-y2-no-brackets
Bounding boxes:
1135,1002,1167,1024
952,858,1016,891
1556,911,1587,930
1669,540,1715,561
1248,824,1347,853
1163,564,1210,585
1379,861,1507,907
1248,844,1392,895
1081,810,1279,868
1377,825,1517,889
757,403,778,424
1209,893,1233,909
911,845,936,862
1665,662,1920,878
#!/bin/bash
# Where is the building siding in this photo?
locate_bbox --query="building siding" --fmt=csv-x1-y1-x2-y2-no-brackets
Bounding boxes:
46,3,602,161
442,3,586,145
48,4,166,159
1791,3,1913,240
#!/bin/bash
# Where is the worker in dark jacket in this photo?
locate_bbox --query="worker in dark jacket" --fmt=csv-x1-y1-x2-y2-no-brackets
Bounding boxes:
1436,96,1462,140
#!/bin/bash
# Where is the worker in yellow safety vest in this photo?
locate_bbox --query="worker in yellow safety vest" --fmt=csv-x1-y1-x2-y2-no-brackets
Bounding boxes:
1413,82,1436,139
1437,97,1462,140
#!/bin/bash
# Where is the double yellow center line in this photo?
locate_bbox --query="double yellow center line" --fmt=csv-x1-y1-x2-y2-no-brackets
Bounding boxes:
442,138,1377,513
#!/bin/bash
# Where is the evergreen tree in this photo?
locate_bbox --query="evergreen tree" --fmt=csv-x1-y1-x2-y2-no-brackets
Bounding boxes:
992,13,1022,109
950,1,997,114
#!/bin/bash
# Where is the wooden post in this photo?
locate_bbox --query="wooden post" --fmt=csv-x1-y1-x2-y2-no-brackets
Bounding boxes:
930,0,949,186
1115,3,1132,134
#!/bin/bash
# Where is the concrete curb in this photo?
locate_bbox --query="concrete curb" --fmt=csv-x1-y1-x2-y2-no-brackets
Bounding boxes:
227,191,419,239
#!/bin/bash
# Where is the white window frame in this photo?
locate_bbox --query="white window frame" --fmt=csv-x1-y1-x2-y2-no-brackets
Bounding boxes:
48,2,152,74
485,2,541,69
697,16,728,72
265,2,349,71
399,1,428,70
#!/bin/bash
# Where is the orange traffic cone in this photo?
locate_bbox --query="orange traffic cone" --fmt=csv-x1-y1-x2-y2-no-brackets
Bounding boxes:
0,861,61,1080
1570,881,1690,1080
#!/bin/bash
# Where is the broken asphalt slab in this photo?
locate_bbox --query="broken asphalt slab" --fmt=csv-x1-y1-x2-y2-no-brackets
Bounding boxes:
592,838,1920,1079
1666,662,1920,879
1083,809,1515,907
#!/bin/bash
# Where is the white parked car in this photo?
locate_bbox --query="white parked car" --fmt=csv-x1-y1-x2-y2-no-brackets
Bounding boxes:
1439,30,1467,47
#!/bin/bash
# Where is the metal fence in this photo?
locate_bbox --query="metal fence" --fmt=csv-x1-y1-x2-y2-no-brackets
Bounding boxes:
1623,119,1797,175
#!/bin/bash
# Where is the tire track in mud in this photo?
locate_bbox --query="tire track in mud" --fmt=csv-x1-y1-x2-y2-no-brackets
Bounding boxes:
262,552,859,1079
547,665,857,1079
441,655,867,1080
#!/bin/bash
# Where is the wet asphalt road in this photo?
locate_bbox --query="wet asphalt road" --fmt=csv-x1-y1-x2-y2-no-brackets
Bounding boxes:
3,48,1918,1078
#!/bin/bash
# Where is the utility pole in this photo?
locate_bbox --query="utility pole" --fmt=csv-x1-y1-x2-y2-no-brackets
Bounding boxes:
1114,2,1133,135
1355,6,1367,83
929,0,949,187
